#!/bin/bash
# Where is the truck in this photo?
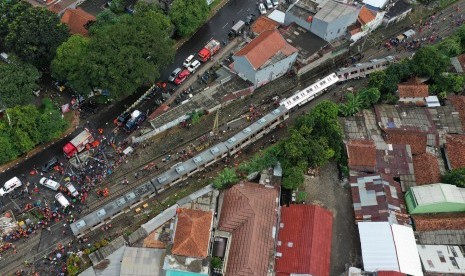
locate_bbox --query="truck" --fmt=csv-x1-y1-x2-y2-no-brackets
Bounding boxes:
229,20,245,37
198,39,221,62
63,129,94,158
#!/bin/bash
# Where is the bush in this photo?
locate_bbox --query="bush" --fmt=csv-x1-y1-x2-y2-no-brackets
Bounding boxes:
211,257,222,269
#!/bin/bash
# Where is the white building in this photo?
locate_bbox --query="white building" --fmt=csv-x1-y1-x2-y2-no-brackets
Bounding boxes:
349,6,385,43
358,222,423,276
417,245,465,274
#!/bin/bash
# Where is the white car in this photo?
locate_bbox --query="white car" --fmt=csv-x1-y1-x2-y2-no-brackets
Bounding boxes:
168,68,182,82
183,55,195,68
39,177,60,191
272,0,279,6
259,3,266,15
65,182,79,197
188,60,201,73
265,0,273,9
55,193,70,208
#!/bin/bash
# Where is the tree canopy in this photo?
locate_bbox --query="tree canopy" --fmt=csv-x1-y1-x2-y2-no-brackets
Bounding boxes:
52,9,175,99
213,168,239,189
441,168,465,188
410,46,449,79
169,0,209,37
0,61,41,107
4,3,69,67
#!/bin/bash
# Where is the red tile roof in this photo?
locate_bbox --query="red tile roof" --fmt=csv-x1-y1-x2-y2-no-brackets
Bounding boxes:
358,6,376,25
218,182,278,276
275,205,333,276
346,139,377,172
172,208,213,258
234,30,297,70
412,213,465,231
456,53,465,72
398,78,429,98
384,129,427,155
413,152,440,185
445,134,465,169
350,174,409,225
251,16,280,35
61,8,96,36
449,95,465,131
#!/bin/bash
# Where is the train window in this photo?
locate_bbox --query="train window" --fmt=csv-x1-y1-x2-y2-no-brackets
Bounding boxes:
96,209,107,218
210,147,220,154
193,156,203,164
272,109,280,115
125,192,136,201
258,118,266,124
243,127,252,133
76,220,86,229
158,176,168,183
175,165,185,174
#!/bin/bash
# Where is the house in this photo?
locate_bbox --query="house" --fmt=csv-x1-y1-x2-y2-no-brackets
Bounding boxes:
346,139,377,173
376,144,416,191
362,0,389,10
217,182,279,276
417,245,465,274
449,96,465,131
383,129,427,155
412,152,441,185
450,53,465,73
445,134,465,169
350,174,409,225
349,6,385,43
405,183,465,214
171,208,213,258
275,205,333,276
358,222,423,275
382,0,413,27
310,0,359,41
412,213,465,245
60,8,96,37
251,16,280,36
397,78,429,105
232,30,298,88
284,0,323,31
48,0,86,15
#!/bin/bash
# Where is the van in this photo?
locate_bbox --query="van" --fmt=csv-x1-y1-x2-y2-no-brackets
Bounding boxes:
0,177,22,196
39,177,60,191
55,193,70,208
266,0,273,9
65,182,79,197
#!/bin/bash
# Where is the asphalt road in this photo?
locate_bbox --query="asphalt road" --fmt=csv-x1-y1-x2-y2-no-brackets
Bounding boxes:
0,0,259,184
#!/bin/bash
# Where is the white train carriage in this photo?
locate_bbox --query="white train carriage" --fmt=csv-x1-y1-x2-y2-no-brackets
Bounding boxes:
336,56,396,82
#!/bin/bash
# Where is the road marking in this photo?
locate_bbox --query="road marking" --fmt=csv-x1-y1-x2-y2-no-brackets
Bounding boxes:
237,8,243,14
222,23,229,29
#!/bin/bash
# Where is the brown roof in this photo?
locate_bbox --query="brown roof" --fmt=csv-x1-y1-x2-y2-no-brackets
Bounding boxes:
398,78,429,98
412,213,465,231
413,153,441,185
384,129,427,155
350,174,409,225
251,16,280,35
445,134,465,169
172,208,213,258
449,95,465,131
61,8,95,36
348,22,362,35
456,53,465,72
218,182,278,276
358,6,376,25
346,139,377,172
234,30,297,70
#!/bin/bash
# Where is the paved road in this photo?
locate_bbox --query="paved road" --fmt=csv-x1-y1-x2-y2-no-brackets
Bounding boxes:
0,0,258,184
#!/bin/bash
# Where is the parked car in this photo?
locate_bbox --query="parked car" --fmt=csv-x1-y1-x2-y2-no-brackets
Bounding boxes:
0,177,22,196
272,0,279,6
187,60,201,73
65,182,79,197
115,112,131,126
55,193,70,208
39,177,60,191
168,68,182,82
124,110,147,132
259,3,266,15
41,157,59,173
265,0,273,9
183,55,195,68
174,69,190,85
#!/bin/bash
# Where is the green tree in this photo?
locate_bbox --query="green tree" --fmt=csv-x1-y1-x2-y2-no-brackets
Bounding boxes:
296,191,307,203
430,74,465,95
436,36,462,57
0,0,30,39
213,168,239,189
0,123,18,163
89,9,121,33
278,129,308,166
169,0,209,37
5,6,69,67
0,61,41,107
135,2,174,36
191,111,200,124
456,25,465,48
211,257,222,269
411,46,449,78
358,87,381,108
368,71,386,91
37,99,68,142
307,137,335,168
109,0,126,13
282,166,305,190
442,168,465,188
339,92,362,117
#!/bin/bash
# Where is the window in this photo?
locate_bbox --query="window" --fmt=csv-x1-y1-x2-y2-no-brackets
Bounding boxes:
437,251,446,263
427,260,434,268
450,257,459,269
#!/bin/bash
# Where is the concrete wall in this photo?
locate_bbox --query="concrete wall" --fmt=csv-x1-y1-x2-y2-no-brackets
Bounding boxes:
284,12,312,31
232,55,256,84
255,52,298,87
311,9,358,41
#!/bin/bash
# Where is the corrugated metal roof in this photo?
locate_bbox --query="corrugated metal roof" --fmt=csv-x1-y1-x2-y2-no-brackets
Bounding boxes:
358,222,399,272
391,224,423,276
411,184,465,205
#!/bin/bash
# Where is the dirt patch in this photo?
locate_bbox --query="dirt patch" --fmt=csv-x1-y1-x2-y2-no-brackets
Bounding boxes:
303,162,361,275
